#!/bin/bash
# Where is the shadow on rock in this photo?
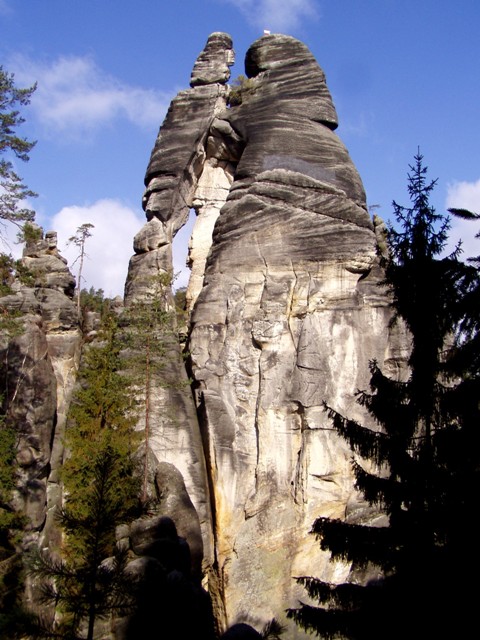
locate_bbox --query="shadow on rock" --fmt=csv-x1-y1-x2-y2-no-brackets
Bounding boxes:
114,515,215,640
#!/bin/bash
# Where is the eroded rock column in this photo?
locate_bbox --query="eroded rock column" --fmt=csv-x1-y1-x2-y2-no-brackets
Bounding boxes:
123,34,236,606
127,32,408,637
0,228,81,551
187,34,407,636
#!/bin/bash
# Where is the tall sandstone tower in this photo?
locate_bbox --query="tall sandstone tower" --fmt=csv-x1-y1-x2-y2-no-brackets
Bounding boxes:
124,32,406,636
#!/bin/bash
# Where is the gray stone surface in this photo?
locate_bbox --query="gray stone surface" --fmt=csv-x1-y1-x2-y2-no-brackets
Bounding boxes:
190,32,235,87
116,507,215,640
0,229,82,548
123,32,409,637
123,32,237,596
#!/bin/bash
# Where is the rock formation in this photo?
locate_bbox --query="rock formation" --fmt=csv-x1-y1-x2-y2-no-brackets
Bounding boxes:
123,33,237,608
0,228,81,550
114,472,216,640
0,31,413,639
124,32,409,637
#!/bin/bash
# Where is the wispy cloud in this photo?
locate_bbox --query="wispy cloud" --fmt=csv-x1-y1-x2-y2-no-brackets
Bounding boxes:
8,54,171,140
445,178,480,259
223,0,319,33
337,111,372,138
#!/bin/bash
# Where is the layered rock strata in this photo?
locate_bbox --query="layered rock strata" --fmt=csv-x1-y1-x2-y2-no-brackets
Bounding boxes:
125,33,408,637
0,229,81,549
123,34,236,606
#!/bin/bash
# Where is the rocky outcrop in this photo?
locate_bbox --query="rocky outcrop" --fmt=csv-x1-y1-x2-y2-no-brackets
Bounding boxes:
114,467,216,640
125,32,409,637
0,32,411,639
0,228,82,549
123,33,237,600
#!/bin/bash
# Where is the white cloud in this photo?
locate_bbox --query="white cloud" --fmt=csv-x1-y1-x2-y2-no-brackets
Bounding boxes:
445,178,480,259
223,0,319,32
0,196,193,298
50,199,145,298
8,54,171,139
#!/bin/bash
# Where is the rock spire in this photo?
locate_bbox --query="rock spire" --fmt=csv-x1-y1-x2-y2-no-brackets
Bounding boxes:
124,32,408,637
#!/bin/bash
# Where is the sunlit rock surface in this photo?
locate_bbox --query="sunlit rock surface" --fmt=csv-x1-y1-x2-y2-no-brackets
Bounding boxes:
125,33,408,636
0,229,81,549
123,34,236,608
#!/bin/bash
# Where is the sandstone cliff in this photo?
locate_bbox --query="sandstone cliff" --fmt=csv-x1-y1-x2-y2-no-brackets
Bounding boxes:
0,31,409,639
0,229,82,552
124,32,408,637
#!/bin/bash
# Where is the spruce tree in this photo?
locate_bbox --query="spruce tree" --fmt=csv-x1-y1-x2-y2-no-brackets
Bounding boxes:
30,449,136,640
288,153,480,639
29,312,141,639
62,311,140,531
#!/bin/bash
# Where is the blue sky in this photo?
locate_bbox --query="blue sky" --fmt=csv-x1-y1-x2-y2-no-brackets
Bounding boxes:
1,0,479,296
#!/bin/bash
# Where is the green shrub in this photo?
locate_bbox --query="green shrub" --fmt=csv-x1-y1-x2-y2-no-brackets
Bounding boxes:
228,74,256,106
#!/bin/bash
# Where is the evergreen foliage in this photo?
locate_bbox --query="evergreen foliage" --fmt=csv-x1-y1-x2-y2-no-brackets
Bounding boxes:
0,252,35,296
0,65,37,230
0,406,29,638
228,74,257,106
0,238,35,615
0,270,30,636
30,449,136,640
16,221,43,245
288,153,480,639
61,312,140,552
0,387,31,637
0,408,18,533
123,272,184,502
173,286,187,329
78,287,108,316
445,207,480,379
29,312,141,638
77,287,114,339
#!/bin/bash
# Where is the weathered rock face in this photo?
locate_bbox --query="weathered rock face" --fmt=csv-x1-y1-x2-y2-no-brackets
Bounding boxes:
190,31,235,87
0,229,81,548
113,467,216,640
126,33,408,637
123,33,237,601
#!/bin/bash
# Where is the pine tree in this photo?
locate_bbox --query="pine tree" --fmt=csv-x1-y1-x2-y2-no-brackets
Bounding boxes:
122,272,184,503
288,153,480,639
0,66,37,230
29,312,141,639
67,224,94,318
